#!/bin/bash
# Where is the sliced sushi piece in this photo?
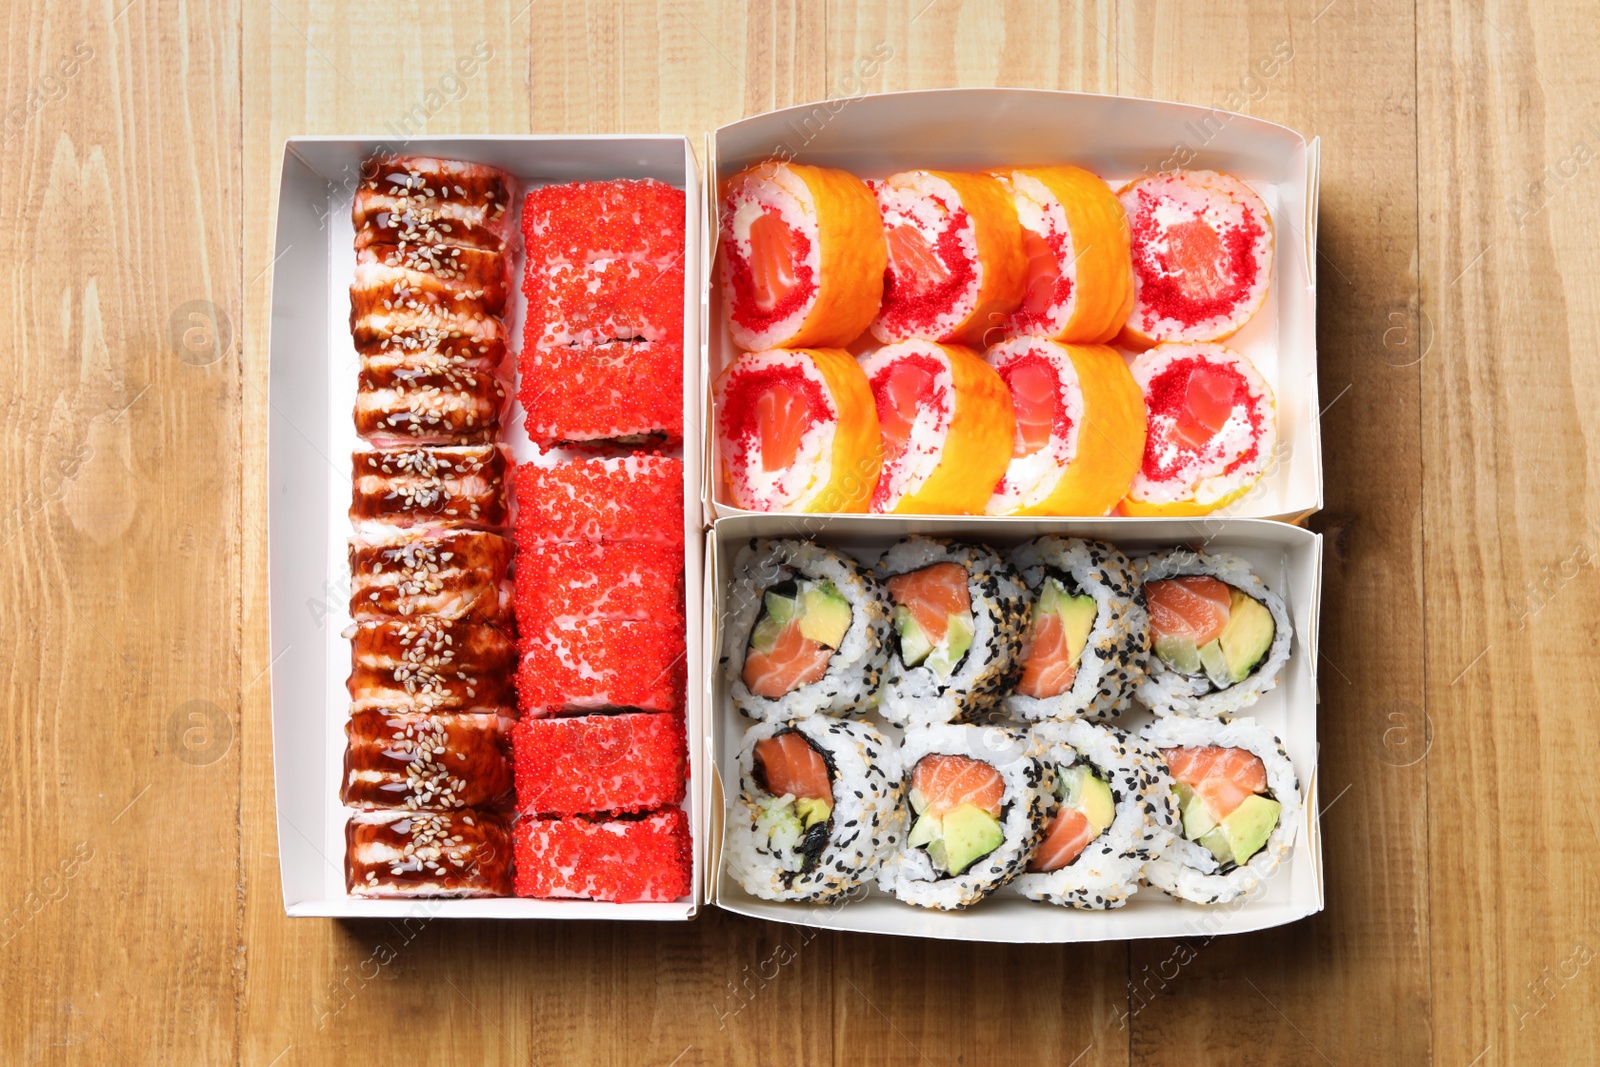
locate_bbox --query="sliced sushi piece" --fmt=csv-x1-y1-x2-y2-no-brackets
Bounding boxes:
870,170,1028,346
350,444,510,533
1137,547,1292,718
514,540,684,634
859,339,1014,515
519,340,684,450
514,808,693,902
516,617,685,715
1141,716,1301,905
512,712,686,816
723,540,892,720
513,455,684,547
720,161,886,350
878,725,1052,910
1117,169,1274,347
1121,343,1277,516
348,527,514,625
352,156,516,253
1013,721,1177,910
875,538,1029,726
346,808,513,898
342,710,514,811
992,165,1135,344
713,348,882,513
728,718,904,903
349,257,509,324
983,339,1147,517
1005,537,1149,722
354,360,507,446
350,300,506,362
357,241,510,297
346,617,517,714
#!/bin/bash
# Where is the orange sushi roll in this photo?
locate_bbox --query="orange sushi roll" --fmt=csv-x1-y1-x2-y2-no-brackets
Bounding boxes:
720,162,886,351
993,165,1135,344
1117,170,1274,348
984,339,1146,516
870,171,1027,347
1119,343,1278,516
713,348,882,512
859,340,1014,514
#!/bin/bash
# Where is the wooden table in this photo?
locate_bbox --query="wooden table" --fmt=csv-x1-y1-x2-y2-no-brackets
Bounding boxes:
4,0,1594,1062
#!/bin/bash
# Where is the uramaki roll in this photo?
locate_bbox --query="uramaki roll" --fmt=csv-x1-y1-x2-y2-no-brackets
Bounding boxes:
719,162,886,350
993,165,1135,344
984,339,1146,517
713,348,882,513
870,170,1027,347
859,339,1014,515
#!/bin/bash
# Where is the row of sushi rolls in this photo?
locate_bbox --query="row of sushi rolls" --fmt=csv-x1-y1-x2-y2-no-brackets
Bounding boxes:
725,535,1301,910
713,161,1280,517
342,155,694,902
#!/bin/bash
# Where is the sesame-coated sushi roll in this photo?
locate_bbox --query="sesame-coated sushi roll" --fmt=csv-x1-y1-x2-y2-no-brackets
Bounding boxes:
859,339,1014,515
1137,547,1293,718
993,165,1135,344
346,617,516,715
723,539,892,721
875,538,1029,726
870,170,1027,347
1117,170,1273,348
984,339,1146,517
1005,537,1149,722
1140,716,1301,905
342,710,515,812
713,348,882,513
350,445,510,534
879,724,1052,910
1120,343,1277,516
1012,721,1176,910
728,717,904,903
719,161,886,350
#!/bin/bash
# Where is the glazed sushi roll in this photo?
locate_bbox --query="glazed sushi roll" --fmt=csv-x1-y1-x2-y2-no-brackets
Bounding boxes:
1117,169,1274,348
728,717,904,903
1012,720,1177,910
1138,548,1292,718
720,161,886,350
346,809,513,898
984,339,1146,517
723,539,892,720
713,348,882,513
347,527,514,625
859,339,1014,515
1120,343,1277,516
875,538,1029,726
993,165,1135,344
342,710,514,812
350,444,510,533
1140,716,1301,905
870,170,1027,346
879,725,1052,910
1005,537,1149,722
346,617,516,715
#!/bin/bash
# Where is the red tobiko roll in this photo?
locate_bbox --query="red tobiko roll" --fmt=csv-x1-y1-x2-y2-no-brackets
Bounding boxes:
514,809,692,902
512,712,686,816
516,618,685,715
518,338,684,449
512,455,684,547
514,540,684,634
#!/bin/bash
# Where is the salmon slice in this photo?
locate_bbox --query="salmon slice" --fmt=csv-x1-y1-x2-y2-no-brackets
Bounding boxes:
743,617,832,698
1164,218,1227,300
1146,576,1232,647
886,223,950,296
754,382,814,473
885,562,971,646
754,732,833,801
1027,807,1096,872
1172,363,1239,450
873,358,936,461
1163,745,1267,820
1020,229,1061,317
1005,355,1058,458
1015,610,1076,698
911,753,1004,817
748,210,801,312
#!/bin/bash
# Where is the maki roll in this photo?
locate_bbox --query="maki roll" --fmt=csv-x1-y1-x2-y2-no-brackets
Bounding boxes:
1138,548,1292,717
1012,721,1176,910
879,725,1052,910
727,717,903,903
1005,537,1149,722
1140,716,1301,905
724,540,892,720
876,538,1029,726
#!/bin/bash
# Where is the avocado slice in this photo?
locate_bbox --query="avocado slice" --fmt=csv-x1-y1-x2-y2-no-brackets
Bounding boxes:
1219,590,1275,683
895,606,934,667
1058,594,1098,664
798,585,851,649
1197,825,1234,866
1173,781,1218,841
795,796,834,830
907,812,940,848
764,591,799,626
1037,577,1066,615
1058,765,1115,835
924,612,975,679
1220,793,1281,864
937,803,1005,875
1153,634,1202,675
1198,639,1232,688
907,786,928,814
749,616,784,654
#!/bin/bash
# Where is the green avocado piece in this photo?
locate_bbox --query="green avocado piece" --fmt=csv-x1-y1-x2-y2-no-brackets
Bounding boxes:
895,606,934,667
1198,639,1232,689
798,585,851,649
1197,825,1234,865
1058,594,1098,664
924,612,976,679
1219,590,1275,683
907,812,941,848
764,591,799,626
795,796,834,830
907,786,928,814
749,616,784,654
1220,794,1281,864
1037,577,1066,615
1174,781,1218,841
938,803,1005,875
1079,774,1115,834
1154,634,1202,675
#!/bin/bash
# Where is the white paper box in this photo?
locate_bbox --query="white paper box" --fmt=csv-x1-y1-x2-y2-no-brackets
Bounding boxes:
267,136,704,919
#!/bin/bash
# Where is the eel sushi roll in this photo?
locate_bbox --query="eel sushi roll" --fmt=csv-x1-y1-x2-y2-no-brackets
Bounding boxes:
879,724,1052,910
875,537,1029,726
859,339,1014,515
1005,537,1149,722
1117,169,1274,348
713,347,883,513
728,717,904,903
719,161,886,350
1138,547,1292,718
1012,720,1177,910
992,165,1135,344
984,339,1147,517
870,170,1027,347
724,539,892,720
1120,343,1277,516
1140,716,1301,905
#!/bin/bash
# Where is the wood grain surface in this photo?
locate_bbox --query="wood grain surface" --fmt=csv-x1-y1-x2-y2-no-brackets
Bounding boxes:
2,1,1594,1063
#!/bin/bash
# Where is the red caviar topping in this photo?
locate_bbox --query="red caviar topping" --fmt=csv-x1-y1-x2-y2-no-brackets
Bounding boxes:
1129,190,1263,331
877,210,976,336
